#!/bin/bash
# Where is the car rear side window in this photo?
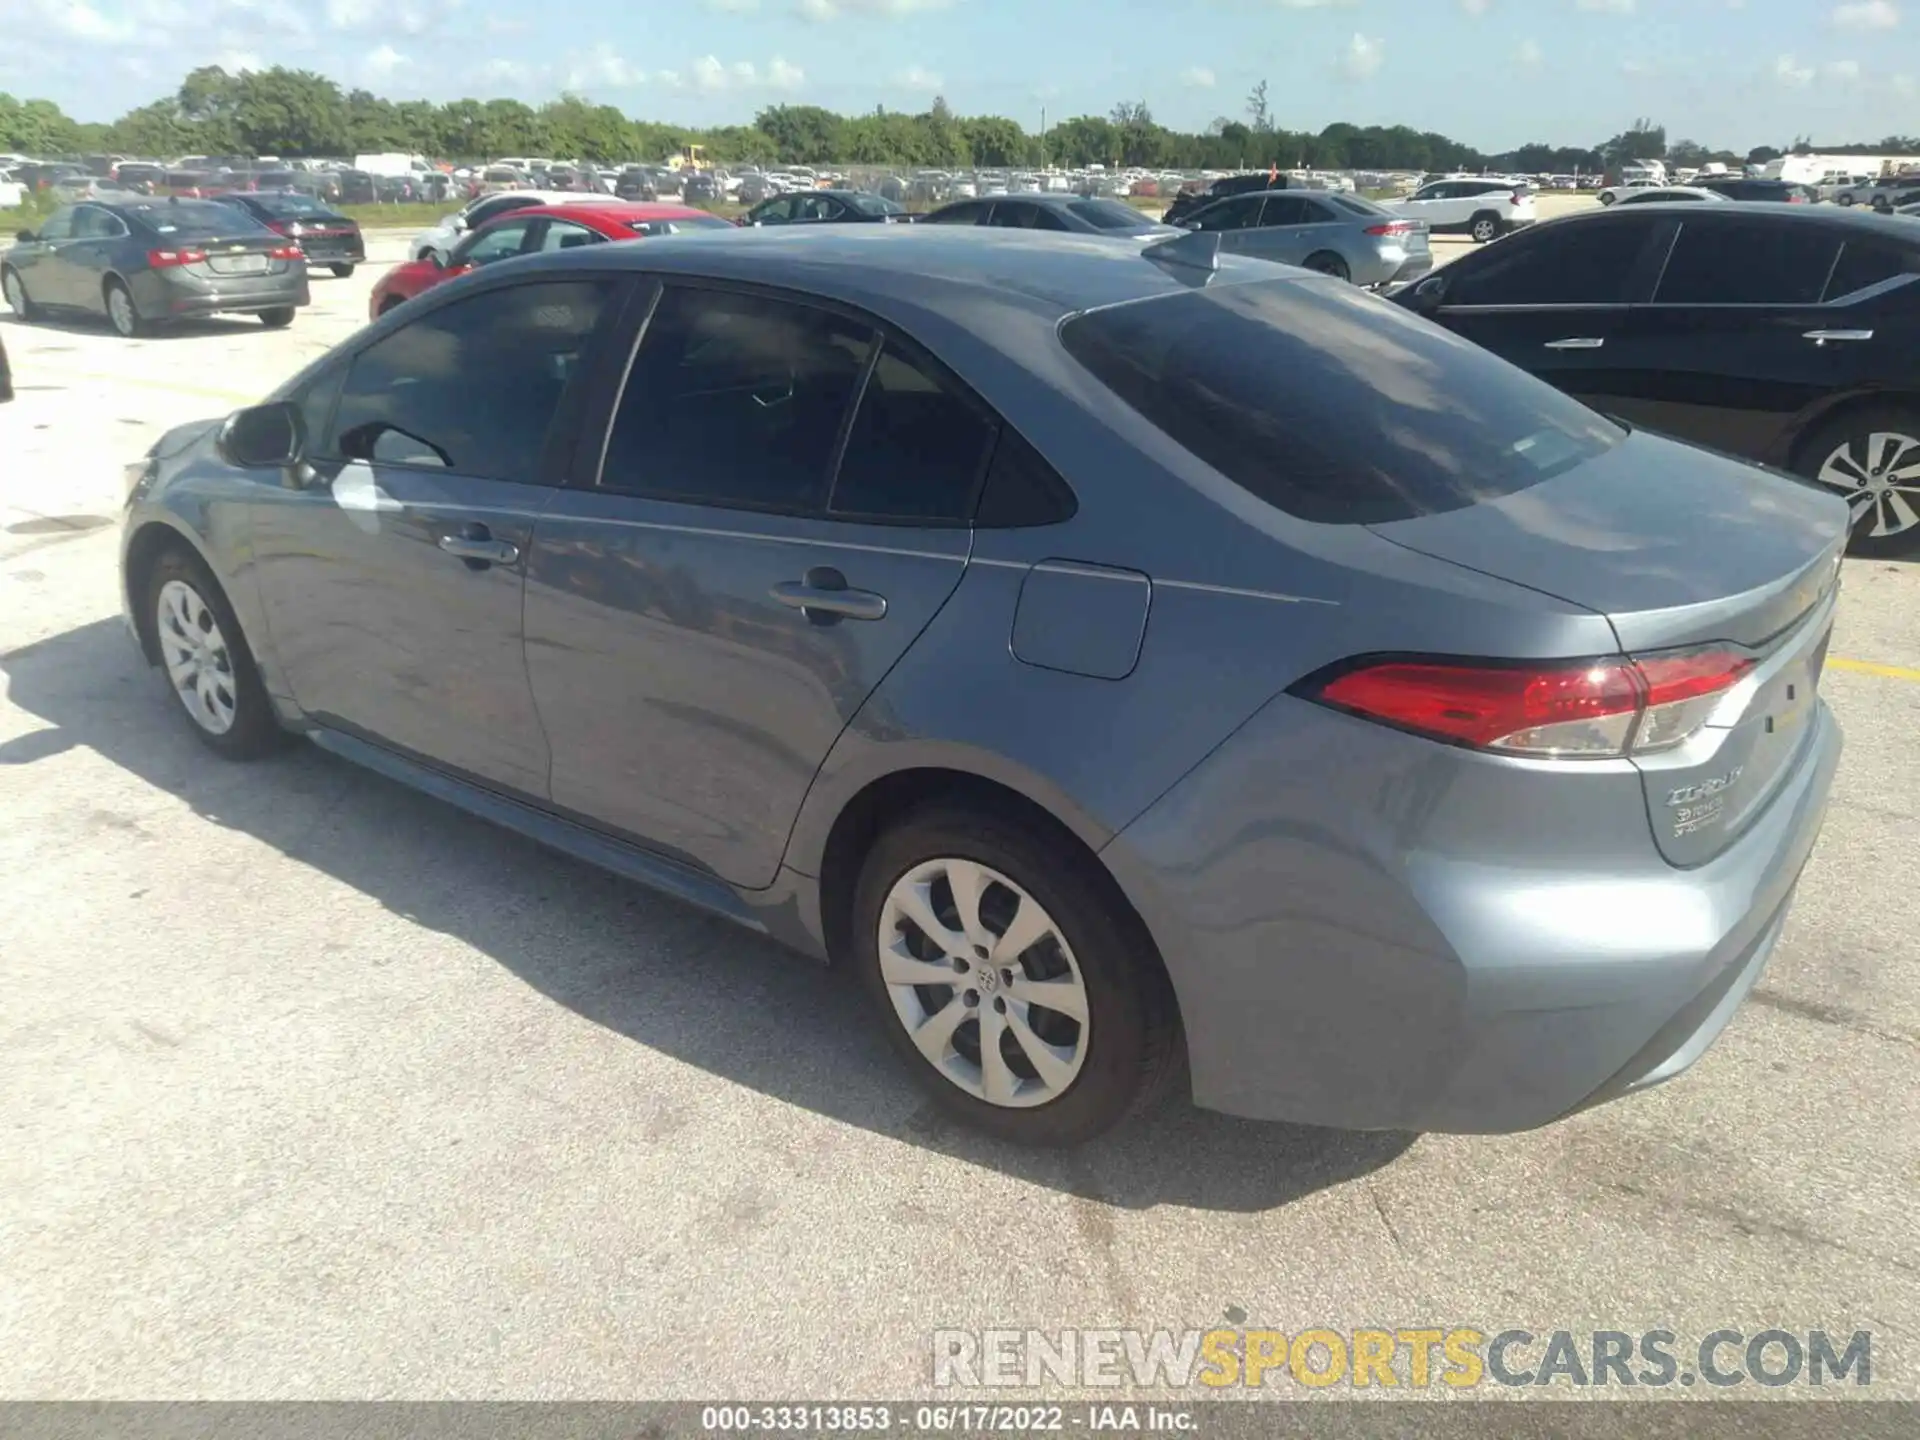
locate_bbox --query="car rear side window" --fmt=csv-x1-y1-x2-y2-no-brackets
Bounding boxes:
1822,236,1920,299
1060,279,1622,525
600,286,875,512
1655,220,1841,304
1067,198,1153,230
830,341,996,523
1447,220,1654,305
323,280,613,483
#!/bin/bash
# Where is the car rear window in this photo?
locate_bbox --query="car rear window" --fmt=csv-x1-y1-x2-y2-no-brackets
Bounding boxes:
254,193,333,218
1059,279,1622,525
121,199,271,236
1067,198,1155,230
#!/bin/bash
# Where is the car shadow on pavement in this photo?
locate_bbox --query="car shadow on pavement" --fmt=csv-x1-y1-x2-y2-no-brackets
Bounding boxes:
1,617,1417,1213
0,311,276,340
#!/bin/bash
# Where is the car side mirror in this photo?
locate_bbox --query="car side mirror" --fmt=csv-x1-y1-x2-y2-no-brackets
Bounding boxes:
448,215,467,232
1406,275,1448,313
217,400,306,472
15,229,33,243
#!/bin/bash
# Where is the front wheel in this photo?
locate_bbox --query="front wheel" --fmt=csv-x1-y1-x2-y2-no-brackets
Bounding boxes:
2,266,36,321
852,805,1181,1146
1837,193,1856,206
258,307,295,328
1598,191,1617,206
1797,407,1920,557
144,548,289,758
330,263,356,278
1468,212,1501,243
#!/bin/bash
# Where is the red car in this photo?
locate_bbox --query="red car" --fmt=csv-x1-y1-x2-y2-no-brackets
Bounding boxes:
367,201,733,320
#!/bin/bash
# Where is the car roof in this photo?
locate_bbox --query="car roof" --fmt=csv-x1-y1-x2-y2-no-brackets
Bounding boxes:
512,202,718,223
1546,199,1920,238
497,224,1302,323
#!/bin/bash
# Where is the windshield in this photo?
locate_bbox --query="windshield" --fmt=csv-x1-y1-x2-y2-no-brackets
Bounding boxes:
1060,279,1622,525
253,193,333,218
846,192,904,216
122,199,272,237
1067,198,1156,230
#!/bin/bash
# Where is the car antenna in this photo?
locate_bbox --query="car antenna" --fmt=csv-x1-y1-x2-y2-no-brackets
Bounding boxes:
1141,229,1220,274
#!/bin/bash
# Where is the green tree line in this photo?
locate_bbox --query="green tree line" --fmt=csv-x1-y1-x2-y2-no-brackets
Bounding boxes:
4,70,1913,174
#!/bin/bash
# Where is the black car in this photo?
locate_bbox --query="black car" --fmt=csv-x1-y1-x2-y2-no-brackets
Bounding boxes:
208,189,366,276
741,188,907,226
1691,177,1814,204
921,192,1173,236
1163,173,1288,227
337,170,378,205
1394,202,1920,554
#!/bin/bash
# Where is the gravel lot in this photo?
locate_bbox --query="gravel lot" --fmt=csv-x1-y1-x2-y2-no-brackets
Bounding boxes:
2,219,1918,1403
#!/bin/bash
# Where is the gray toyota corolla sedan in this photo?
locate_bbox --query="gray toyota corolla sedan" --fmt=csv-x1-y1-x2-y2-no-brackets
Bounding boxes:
119,226,1846,1146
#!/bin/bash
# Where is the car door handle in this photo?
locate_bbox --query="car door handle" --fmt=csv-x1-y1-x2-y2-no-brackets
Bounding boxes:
1543,337,1606,350
438,527,519,568
1803,329,1873,345
771,567,888,623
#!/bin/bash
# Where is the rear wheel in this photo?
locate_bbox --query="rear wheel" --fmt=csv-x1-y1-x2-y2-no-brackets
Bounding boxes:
1302,251,1351,282
851,805,1180,1146
1598,191,1617,207
258,307,295,328
143,548,288,758
2,266,35,321
1469,211,1502,242
1837,193,1856,206
1797,406,1920,557
104,278,144,338
329,263,356,278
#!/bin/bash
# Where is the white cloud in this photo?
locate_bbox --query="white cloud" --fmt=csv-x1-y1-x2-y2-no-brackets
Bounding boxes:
363,42,408,76
796,0,950,19
474,57,529,83
564,42,644,88
1832,0,1899,28
40,0,137,41
1338,32,1383,79
1515,37,1542,66
1459,0,1490,13
1823,58,1863,78
1775,53,1815,86
767,55,804,87
1180,65,1217,87
1575,0,1634,11
484,15,526,31
217,48,264,71
324,0,375,26
893,64,943,89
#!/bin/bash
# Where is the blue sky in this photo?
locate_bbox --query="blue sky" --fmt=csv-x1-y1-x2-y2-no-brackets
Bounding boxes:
3,0,1914,151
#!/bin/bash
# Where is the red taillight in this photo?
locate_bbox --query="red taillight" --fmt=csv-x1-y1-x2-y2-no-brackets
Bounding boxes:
268,243,304,260
267,219,294,235
1509,192,1524,205
1305,647,1755,758
1788,193,1807,203
146,247,208,268
1364,221,1414,236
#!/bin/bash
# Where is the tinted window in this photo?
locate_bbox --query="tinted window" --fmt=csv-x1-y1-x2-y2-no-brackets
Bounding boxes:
1191,196,1263,232
254,193,332,218
600,286,874,511
458,218,534,266
847,192,903,216
975,428,1077,527
752,197,795,225
325,280,610,481
924,201,986,225
467,196,531,227
1260,196,1314,226
831,342,995,522
1067,198,1152,230
538,219,603,251
1823,237,1920,299
1447,220,1653,305
120,200,265,237
1061,280,1621,525
72,206,125,238
1655,220,1840,304
988,201,1039,229
630,216,733,235
34,209,77,241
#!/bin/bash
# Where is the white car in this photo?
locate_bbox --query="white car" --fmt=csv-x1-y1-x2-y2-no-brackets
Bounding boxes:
1595,178,1664,206
1607,185,1732,207
408,190,608,264
1381,178,1536,242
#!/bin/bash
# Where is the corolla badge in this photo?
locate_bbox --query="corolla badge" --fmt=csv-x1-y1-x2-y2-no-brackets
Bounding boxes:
1668,767,1743,839
1667,769,1743,808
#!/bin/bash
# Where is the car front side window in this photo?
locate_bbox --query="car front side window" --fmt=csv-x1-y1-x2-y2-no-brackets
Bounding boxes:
456,218,534,268
1447,219,1657,306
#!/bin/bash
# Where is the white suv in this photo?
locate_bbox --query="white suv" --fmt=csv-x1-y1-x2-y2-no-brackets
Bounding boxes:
409,190,608,264
1383,178,1536,242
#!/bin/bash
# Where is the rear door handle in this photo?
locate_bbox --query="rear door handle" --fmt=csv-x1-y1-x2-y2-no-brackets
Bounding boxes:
438,525,519,568
771,566,888,624
1804,329,1873,345
1543,336,1606,350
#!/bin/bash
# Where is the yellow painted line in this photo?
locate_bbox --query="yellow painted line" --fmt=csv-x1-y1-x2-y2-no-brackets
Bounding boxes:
1829,657,1920,683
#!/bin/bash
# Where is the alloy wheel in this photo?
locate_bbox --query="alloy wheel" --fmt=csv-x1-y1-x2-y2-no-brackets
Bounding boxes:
107,285,138,337
877,857,1091,1109
3,270,26,317
155,579,239,734
1816,430,1920,539
1471,218,1498,242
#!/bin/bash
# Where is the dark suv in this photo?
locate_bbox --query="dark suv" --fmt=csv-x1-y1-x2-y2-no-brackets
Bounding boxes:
1163,173,1288,226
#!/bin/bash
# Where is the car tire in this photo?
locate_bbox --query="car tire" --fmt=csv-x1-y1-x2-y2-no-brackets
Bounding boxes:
1597,192,1617,207
143,546,290,759
1469,211,1502,243
258,307,295,328
2,266,36,321
1837,193,1855,206
1795,406,1920,558
377,296,406,317
851,804,1182,1146
1302,251,1351,282
329,263,356,278
104,277,144,338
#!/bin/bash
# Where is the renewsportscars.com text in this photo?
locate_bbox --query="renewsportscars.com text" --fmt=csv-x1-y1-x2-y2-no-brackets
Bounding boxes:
932,1328,1872,1390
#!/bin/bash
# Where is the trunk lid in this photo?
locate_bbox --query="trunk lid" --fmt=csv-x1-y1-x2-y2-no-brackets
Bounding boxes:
182,233,295,279
1370,429,1848,865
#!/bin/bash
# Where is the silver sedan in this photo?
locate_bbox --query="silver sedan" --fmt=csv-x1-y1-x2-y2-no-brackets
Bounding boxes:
1176,188,1432,287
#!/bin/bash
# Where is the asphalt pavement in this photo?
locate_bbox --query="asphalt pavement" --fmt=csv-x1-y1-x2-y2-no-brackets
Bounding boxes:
1,229,1917,1405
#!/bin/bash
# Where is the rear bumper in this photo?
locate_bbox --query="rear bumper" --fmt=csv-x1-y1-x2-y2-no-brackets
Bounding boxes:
296,238,365,264
1381,253,1433,286
1102,696,1842,1134
136,267,309,318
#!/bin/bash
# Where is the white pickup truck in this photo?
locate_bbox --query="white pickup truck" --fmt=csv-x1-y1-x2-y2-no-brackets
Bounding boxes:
1381,177,1536,243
